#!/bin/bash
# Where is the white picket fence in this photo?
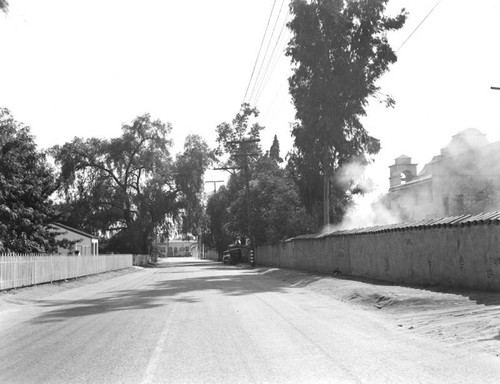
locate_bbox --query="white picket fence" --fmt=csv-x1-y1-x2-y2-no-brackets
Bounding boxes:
0,253,133,291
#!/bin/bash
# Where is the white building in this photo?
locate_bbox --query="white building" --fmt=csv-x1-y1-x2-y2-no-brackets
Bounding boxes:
53,223,99,255
388,128,500,220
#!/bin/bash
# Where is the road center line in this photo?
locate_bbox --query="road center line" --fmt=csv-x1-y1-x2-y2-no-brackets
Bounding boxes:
140,301,179,384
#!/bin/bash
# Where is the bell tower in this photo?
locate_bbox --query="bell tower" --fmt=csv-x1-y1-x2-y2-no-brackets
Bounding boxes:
389,155,418,188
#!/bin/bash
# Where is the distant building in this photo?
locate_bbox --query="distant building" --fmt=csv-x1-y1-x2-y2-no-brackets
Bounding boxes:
388,128,500,220
154,238,198,257
53,223,99,255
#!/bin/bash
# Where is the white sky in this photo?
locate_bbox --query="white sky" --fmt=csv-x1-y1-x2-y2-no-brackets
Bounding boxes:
1,0,500,192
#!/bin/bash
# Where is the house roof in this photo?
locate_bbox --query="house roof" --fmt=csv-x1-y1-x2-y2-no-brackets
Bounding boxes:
289,211,500,241
52,223,98,240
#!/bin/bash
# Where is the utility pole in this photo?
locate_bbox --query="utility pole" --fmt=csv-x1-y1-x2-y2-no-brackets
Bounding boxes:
227,139,259,251
215,138,260,262
204,180,224,193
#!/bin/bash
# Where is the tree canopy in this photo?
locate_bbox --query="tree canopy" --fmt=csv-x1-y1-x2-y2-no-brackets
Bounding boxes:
205,185,232,254
52,114,177,253
0,1,8,13
207,110,315,251
268,135,283,164
0,108,59,253
215,103,264,165
174,134,214,239
51,116,212,253
287,0,406,225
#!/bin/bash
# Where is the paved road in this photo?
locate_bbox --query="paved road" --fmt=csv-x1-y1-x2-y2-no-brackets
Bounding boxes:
1,258,500,384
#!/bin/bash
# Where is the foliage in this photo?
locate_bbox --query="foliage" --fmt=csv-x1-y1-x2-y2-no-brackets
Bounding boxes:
215,103,264,164
286,0,406,224
0,0,8,13
268,135,283,164
0,108,60,253
52,118,212,253
247,156,316,244
286,150,355,226
205,186,233,254
214,103,265,241
174,134,214,238
207,133,315,250
52,114,178,253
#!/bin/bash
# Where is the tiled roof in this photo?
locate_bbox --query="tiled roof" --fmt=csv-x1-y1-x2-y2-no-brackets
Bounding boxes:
289,211,500,241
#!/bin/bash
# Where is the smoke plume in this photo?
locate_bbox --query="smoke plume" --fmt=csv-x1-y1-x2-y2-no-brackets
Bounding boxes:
323,161,400,233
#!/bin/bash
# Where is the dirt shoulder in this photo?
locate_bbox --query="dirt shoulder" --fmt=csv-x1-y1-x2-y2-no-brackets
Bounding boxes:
253,265,500,358
0,266,142,313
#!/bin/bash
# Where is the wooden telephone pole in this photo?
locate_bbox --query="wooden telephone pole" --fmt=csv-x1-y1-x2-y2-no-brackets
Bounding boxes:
204,180,224,193
214,138,260,249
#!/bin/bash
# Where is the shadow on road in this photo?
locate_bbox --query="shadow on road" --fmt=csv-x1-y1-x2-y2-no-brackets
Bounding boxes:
31,257,500,325
29,259,311,324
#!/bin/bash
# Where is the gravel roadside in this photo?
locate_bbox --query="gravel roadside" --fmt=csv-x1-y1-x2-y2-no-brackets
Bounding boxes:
253,266,500,358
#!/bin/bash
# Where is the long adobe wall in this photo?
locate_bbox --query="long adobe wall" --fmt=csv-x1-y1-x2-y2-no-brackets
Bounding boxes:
255,222,500,291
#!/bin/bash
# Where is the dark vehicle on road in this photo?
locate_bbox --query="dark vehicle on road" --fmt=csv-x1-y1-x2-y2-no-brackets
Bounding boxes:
222,246,243,265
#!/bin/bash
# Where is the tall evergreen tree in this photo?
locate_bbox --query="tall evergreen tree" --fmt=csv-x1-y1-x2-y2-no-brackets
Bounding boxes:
269,135,283,164
287,0,406,225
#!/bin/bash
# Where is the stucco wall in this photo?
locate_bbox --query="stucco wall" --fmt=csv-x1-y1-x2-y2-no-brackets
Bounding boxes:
54,229,97,255
255,224,500,291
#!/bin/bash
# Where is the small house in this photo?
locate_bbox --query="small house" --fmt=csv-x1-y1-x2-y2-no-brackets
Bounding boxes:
53,223,99,255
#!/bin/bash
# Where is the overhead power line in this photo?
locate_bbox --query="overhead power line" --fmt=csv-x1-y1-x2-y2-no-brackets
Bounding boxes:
261,76,288,121
253,13,291,106
396,0,443,53
242,0,278,104
248,0,288,104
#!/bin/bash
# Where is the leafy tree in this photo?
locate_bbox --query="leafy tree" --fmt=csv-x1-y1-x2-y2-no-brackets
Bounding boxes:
210,105,315,246
174,134,213,238
215,103,264,164
287,0,406,225
205,186,233,255
54,167,123,237
0,108,60,253
246,156,315,244
53,118,212,253
207,155,315,248
52,114,178,253
214,103,264,242
0,1,8,13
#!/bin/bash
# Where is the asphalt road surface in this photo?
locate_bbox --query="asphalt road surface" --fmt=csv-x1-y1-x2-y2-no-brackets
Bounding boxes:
1,258,500,384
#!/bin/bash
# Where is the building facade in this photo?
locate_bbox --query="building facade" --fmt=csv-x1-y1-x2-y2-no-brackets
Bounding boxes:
154,239,198,257
53,223,99,255
388,128,500,220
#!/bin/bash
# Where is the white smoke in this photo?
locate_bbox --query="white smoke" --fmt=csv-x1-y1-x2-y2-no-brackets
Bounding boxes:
323,161,401,233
